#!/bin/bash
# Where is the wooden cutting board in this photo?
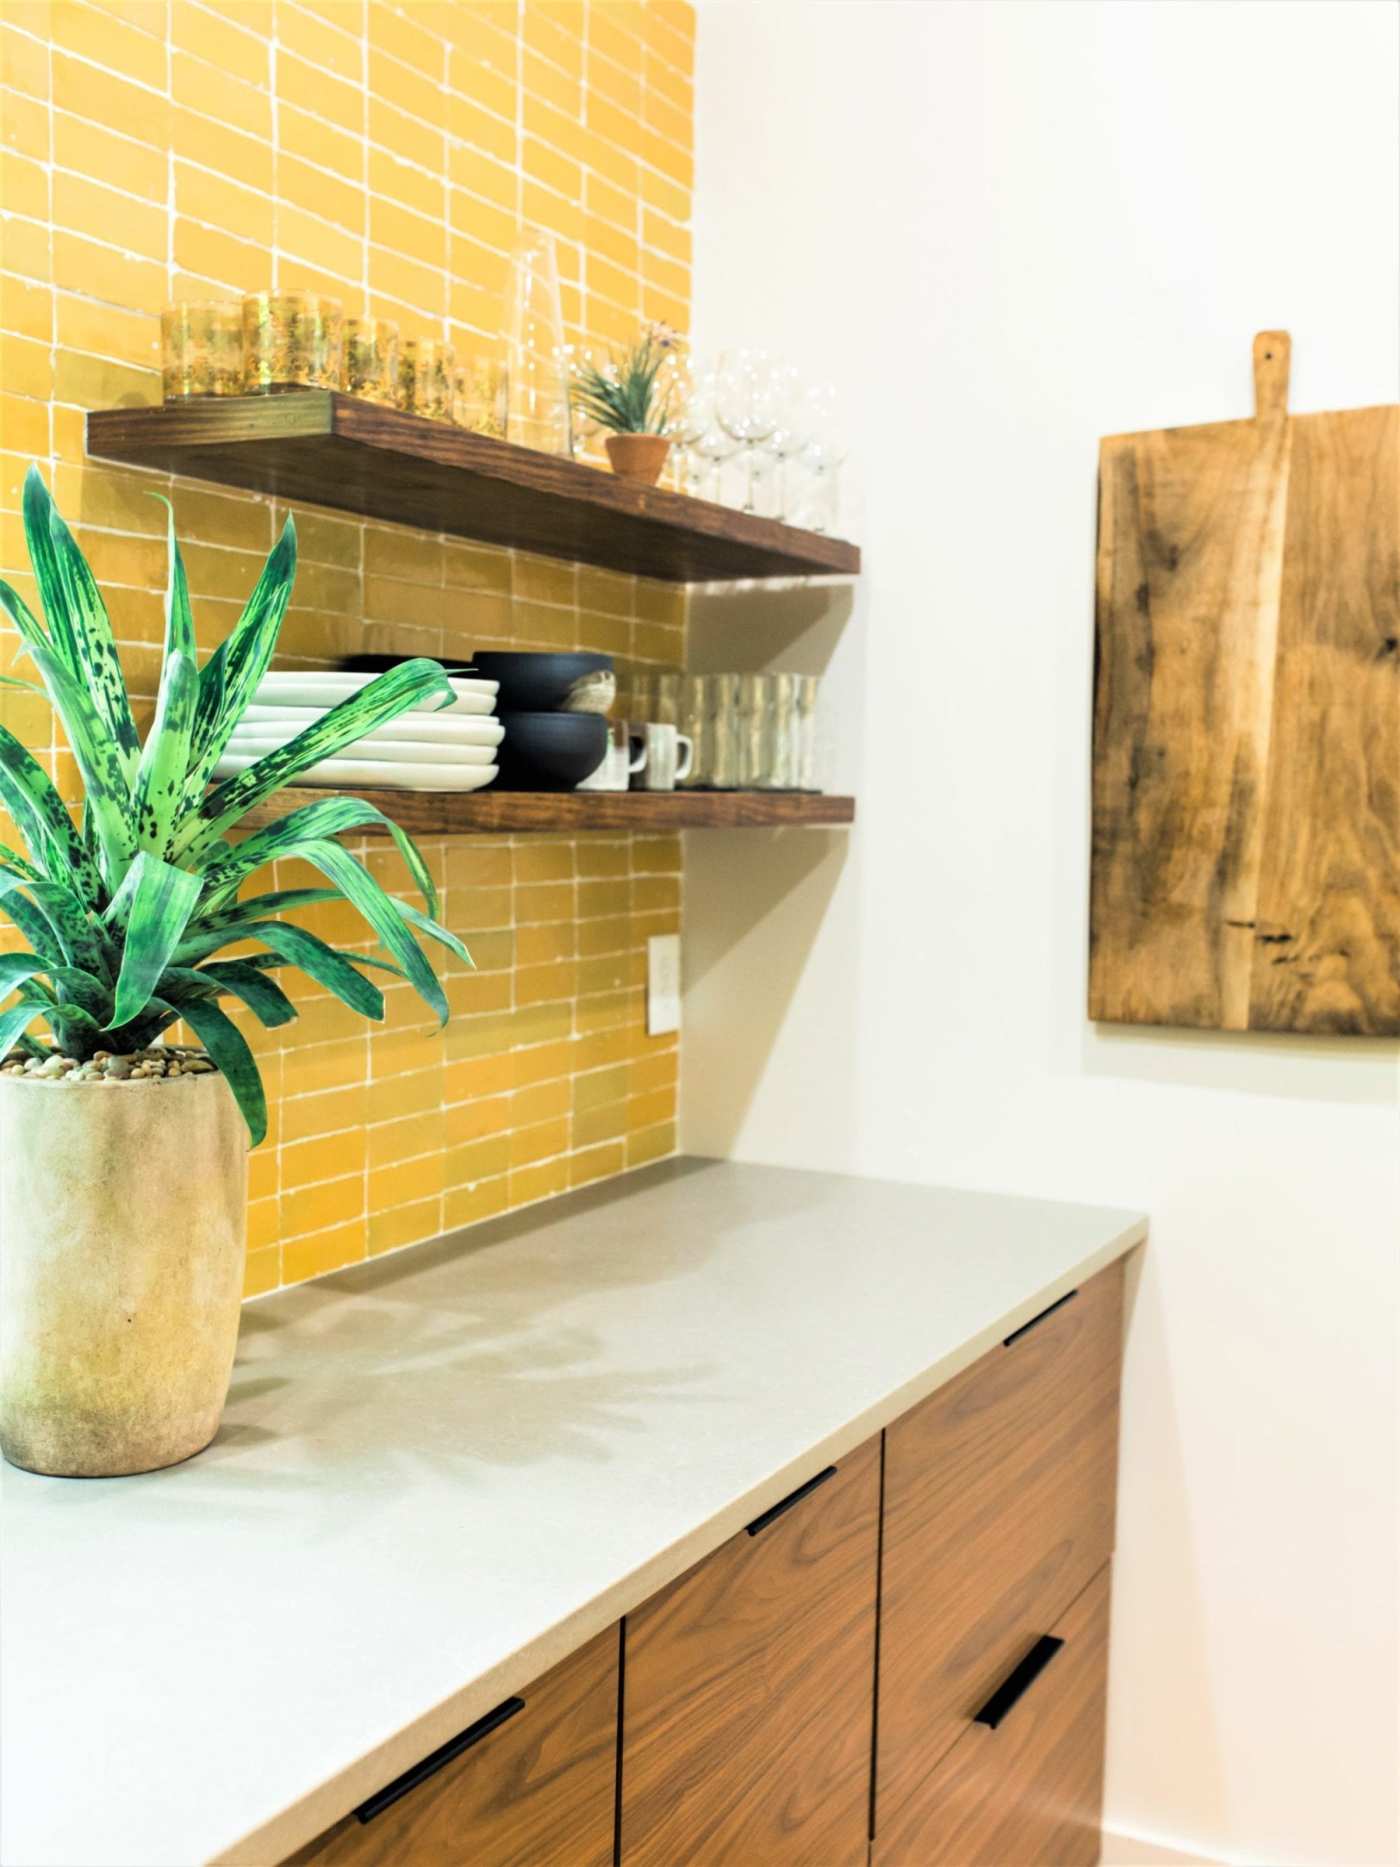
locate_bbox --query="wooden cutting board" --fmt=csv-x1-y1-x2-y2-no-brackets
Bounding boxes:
1090,332,1399,1036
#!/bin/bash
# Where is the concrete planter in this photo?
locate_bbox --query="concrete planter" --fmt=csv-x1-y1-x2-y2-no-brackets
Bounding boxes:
0,1067,248,1477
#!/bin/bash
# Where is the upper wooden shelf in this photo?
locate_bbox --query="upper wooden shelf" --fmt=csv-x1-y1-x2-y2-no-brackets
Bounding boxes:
244,788,856,836
86,394,861,584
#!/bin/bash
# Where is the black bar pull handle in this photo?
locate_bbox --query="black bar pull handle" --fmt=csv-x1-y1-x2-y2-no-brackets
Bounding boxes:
354,1696,526,1823
746,1465,838,1536
1003,1288,1078,1347
972,1636,1064,1731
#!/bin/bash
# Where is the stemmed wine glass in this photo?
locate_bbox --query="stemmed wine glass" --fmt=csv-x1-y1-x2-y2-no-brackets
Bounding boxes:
766,365,811,522
716,349,778,514
792,382,845,533
660,349,704,494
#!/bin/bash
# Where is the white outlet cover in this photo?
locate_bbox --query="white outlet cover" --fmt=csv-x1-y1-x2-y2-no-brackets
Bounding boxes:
647,933,681,1036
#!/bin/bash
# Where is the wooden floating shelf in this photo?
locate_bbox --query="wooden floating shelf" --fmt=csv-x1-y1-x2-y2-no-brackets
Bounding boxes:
245,788,857,835
87,394,861,584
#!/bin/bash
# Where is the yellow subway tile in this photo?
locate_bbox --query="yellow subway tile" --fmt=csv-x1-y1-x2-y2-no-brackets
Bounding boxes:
243,1246,282,1295
448,42,516,123
1,216,50,285
508,1154,569,1206
279,1080,367,1139
569,1141,625,1188
173,219,264,293
283,1172,364,1238
54,350,158,409
627,1119,676,1169
446,1131,509,1187
275,201,364,281
173,50,271,138
372,1150,446,1209
282,1129,369,1190
1,151,49,220
507,1033,576,1087
367,0,443,77
642,83,690,153
443,1174,507,1231
643,207,689,264
51,169,162,258
367,1065,442,1122
172,1,269,86
587,49,640,118
0,23,50,99
169,104,273,193
0,392,49,458
631,1046,678,1095
638,159,687,221
275,0,365,82
283,1217,367,1282
368,145,444,219
369,1197,440,1255
371,196,446,268
510,1077,570,1126
278,99,364,179
51,0,167,88
0,274,48,341
446,90,515,166
176,160,275,247
644,42,692,110
291,0,365,34
2,87,47,161
508,1115,567,1168
368,93,442,170
278,48,363,134
522,3,583,77
55,294,159,372
523,135,582,205
368,243,444,316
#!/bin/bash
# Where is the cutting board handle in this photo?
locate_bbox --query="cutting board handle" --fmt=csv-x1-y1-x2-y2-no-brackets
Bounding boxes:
1253,330,1291,420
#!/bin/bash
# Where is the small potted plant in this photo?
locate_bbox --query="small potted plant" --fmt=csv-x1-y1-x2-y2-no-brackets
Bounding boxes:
571,324,678,486
0,468,468,1478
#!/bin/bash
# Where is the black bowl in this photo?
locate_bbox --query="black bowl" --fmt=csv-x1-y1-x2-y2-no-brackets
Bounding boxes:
470,651,612,712
493,711,608,791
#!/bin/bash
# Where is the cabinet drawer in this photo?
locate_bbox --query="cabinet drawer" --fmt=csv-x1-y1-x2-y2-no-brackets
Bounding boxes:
620,1435,881,1867
873,1563,1112,1866
876,1258,1123,1831
282,1628,618,1867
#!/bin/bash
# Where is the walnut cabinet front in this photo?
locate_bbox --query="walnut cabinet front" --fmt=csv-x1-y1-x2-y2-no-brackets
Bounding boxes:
283,1260,1126,1867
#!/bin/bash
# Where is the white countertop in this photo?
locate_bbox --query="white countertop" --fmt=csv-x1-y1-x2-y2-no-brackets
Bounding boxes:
0,1157,1146,1867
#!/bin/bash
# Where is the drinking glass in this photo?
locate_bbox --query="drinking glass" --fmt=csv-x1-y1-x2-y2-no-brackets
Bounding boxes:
342,317,399,405
767,365,811,522
400,337,455,420
716,350,778,514
791,382,846,533
737,673,774,788
242,293,342,393
162,301,243,399
504,231,571,455
795,675,821,790
452,352,508,435
659,350,699,492
705,673,741,788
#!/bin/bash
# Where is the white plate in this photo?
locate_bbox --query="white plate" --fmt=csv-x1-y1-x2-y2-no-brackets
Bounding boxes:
226,734,497,767
253,673,498,715
236,706,504,746
211,755,499,792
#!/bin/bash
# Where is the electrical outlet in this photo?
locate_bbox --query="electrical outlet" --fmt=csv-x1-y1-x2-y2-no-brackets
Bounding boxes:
647,933,681,1036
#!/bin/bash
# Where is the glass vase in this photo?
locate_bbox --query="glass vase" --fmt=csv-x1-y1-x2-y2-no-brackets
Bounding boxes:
502,231,572,455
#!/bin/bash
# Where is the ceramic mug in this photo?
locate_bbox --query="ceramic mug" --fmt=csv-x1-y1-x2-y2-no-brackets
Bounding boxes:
639,722,694,792
577,720,648,791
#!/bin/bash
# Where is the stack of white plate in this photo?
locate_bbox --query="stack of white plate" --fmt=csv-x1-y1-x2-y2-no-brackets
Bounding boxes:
215,671,504,792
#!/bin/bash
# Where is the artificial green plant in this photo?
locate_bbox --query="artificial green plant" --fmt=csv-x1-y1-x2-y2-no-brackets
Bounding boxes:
571,325,677,435
0,467,469,1144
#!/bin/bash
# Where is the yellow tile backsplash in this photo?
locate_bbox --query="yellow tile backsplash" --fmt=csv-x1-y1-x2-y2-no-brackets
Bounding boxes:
0,0,693,1295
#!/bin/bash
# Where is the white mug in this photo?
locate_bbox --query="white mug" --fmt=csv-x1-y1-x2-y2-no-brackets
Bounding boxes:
577,720,648,791
639,722,694,792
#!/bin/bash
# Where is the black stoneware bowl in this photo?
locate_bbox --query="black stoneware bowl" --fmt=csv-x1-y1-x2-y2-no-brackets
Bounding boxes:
470,651,613,712
493,711,608,791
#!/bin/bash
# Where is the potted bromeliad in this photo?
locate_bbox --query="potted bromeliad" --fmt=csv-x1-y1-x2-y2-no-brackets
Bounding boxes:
571,325,678,486
0,468,468,1479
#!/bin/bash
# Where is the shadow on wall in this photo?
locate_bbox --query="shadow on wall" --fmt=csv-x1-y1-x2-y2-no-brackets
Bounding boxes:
1083,1021,1400,1110
687,579,855,674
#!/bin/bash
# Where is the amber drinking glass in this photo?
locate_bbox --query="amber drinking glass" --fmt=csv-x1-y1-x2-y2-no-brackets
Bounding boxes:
342,317,399,405
452,354,508,436
242,293,343,393
400,338,455,421
161,301,244,400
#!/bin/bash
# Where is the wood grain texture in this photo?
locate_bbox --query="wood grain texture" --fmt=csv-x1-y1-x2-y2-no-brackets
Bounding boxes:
243,786,857,835
620,1437,881,1867
86,394,860,583
874,1261,1123,1841
873,1565,1112,1867
281,1629,618,1867
1090,333,1399,1034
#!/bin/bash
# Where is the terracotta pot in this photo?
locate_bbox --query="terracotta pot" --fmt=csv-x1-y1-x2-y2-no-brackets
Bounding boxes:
0,1068,248,1477
604,432,671,486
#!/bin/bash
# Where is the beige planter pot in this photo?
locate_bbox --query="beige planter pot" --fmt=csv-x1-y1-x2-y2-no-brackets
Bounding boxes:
0,1068,248,1477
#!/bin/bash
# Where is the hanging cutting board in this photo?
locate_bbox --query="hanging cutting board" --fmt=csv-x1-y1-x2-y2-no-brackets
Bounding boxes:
1090,332,1399,1036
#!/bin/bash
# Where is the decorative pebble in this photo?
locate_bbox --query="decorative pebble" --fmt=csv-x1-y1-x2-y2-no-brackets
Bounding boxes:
1,1044,218,1082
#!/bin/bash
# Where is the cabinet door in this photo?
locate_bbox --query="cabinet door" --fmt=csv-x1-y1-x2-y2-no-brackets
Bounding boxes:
876,1259,1123,1835
283,1628,618,1867
620,1436,881,1867
873,1564,1111,1866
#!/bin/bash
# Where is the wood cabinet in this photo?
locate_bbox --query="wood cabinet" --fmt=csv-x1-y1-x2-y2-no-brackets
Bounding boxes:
872,1564,1112,1867
874,1260,1124,1835
284,1261,1128,1867
282,1629,618,1867
619,1436,881,1867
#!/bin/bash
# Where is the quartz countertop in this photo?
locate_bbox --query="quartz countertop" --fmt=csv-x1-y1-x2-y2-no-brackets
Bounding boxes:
0,1157,1146,1867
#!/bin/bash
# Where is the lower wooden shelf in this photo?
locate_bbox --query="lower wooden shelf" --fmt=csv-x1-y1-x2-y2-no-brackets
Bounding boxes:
244,788,857,835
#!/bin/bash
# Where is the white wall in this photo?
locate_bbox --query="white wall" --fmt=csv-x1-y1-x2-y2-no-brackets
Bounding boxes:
685,4,1400,1864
